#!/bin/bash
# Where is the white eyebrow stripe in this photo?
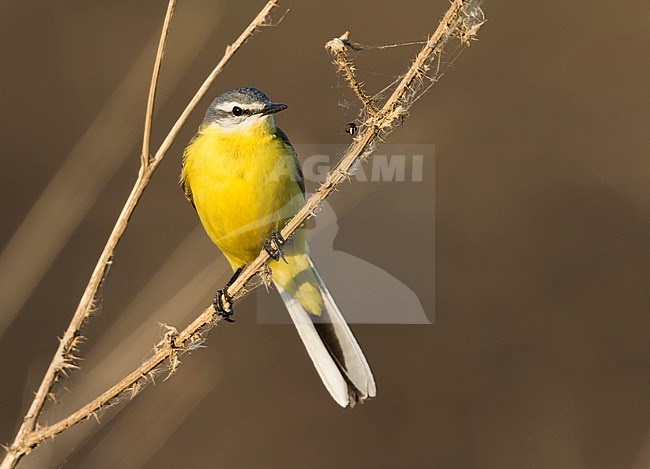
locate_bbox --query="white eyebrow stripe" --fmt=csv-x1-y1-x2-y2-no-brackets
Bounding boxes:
214,101,265,113
214,101,241,112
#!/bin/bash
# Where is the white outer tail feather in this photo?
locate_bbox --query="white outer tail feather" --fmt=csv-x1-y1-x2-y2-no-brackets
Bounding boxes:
274,256,376,407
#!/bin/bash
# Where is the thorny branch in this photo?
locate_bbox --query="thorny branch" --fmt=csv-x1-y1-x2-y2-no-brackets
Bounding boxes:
3,0,485,466
327,31,379,116
228,0,485,298
1,1,278,467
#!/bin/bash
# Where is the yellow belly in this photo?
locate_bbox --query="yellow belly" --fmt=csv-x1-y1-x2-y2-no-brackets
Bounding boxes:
182,123,304,269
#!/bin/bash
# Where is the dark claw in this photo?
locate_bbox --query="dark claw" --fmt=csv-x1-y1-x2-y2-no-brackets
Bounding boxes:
264,230,287,263
212,267,243,323
213,289,235,322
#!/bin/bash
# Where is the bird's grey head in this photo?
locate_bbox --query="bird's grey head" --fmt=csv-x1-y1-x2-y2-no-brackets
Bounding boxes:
203,87,287,131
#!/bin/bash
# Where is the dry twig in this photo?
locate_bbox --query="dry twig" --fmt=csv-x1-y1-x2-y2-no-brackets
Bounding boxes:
2,0,485,466
228,0,485,298
326,31,379,116
141,0,176,168
1,1,277,467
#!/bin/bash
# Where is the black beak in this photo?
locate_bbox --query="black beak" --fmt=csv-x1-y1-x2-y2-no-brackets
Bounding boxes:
260,103,288,115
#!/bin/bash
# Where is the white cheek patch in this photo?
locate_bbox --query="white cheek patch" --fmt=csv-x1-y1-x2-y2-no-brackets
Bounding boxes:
213,114,273,132
212,116,241,128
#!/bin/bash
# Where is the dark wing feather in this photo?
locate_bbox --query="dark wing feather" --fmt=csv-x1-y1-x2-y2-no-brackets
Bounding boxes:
180,133,198,210
275,126,305,196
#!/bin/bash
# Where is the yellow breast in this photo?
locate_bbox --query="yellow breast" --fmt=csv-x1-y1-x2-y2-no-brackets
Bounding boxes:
182,121,303,269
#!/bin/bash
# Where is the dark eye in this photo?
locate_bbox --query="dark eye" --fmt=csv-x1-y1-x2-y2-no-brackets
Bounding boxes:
232,106,243,116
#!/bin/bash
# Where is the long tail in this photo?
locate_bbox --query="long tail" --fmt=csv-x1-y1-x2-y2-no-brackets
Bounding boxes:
272,254,376,407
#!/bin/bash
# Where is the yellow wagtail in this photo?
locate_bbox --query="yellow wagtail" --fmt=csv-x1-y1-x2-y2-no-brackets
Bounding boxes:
181,87,376,407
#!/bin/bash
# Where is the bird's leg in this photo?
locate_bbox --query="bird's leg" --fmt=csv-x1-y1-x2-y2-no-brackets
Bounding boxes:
264,230,287,263
213,267,243,323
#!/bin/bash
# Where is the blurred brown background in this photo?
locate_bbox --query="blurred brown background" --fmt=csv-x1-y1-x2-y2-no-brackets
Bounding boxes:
1,1,649,468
